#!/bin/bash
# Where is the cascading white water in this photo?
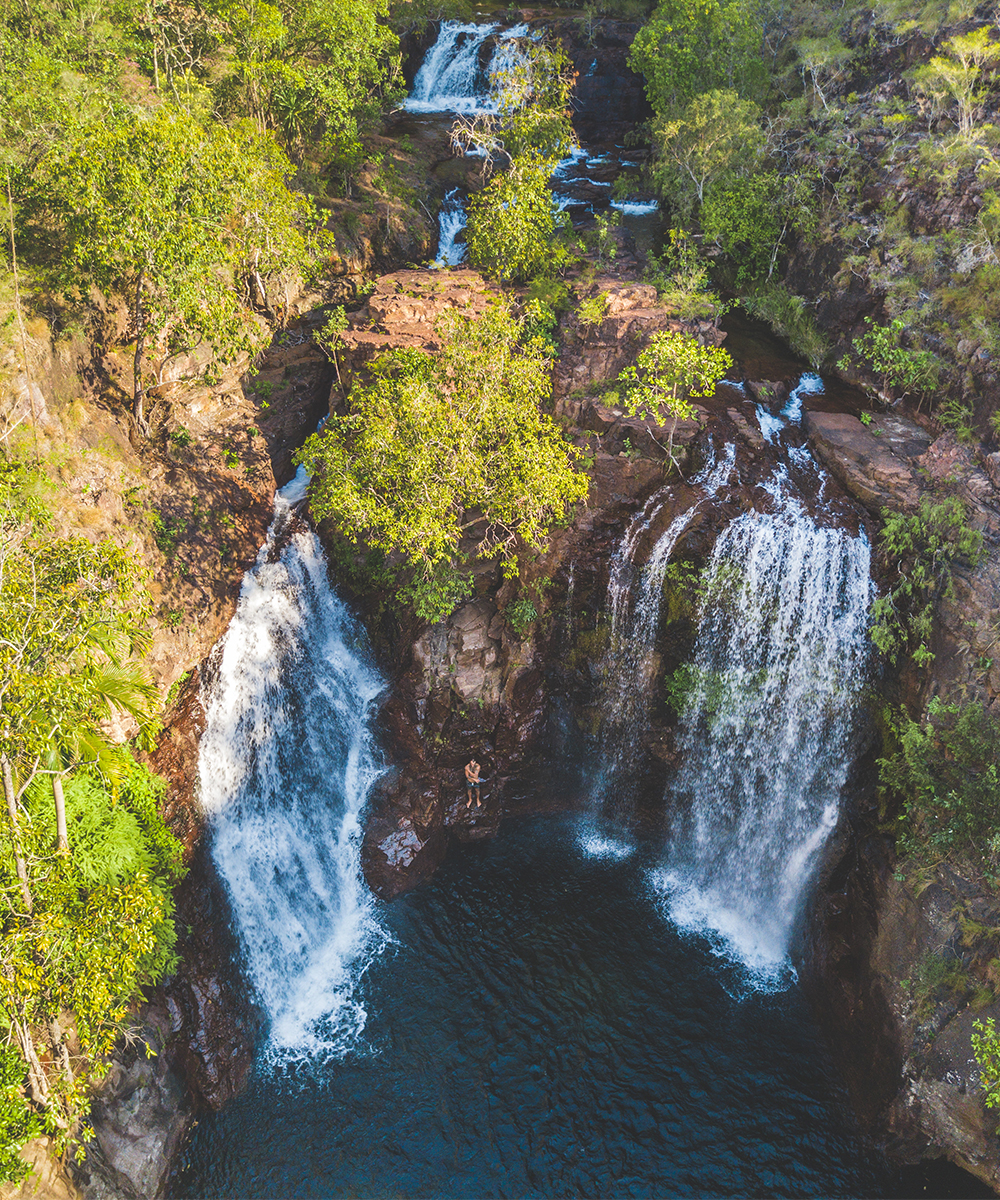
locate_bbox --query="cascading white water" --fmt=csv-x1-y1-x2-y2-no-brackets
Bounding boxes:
584,446,737,850
433,188,467,266
198,471,388,1060
658,466,872,986
404,21,530,114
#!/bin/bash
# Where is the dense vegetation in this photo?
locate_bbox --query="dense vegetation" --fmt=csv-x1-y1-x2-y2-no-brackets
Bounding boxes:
0,462,182,1178
0,0,406,1177
298,306,588,622
2,0,1000,1177
623,0,1000,442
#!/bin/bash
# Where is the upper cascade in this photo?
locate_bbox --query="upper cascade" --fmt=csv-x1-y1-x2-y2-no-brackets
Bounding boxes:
404,20,530,114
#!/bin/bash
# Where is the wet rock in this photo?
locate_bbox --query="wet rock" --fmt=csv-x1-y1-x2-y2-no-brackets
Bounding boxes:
379,825,426,868
869,414,933,461
727,408,766,451
85,1054,188,1200
747,380,789,410
804,410,922,514
362,774,448,900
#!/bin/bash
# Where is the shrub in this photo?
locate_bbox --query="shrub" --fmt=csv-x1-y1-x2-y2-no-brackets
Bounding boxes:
880,698,1000,867
871,496,984,666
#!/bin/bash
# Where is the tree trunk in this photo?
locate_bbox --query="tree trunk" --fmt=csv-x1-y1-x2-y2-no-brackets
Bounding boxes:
2,753,32,914
52,774,69,855
49,1015,73,1082
133,271,148,434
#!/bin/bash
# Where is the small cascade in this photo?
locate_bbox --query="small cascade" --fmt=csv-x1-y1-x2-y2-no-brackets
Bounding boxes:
586,445,737,845
404,21,529,114
658,468,872,987
198,472,388,1060
433,188,467,266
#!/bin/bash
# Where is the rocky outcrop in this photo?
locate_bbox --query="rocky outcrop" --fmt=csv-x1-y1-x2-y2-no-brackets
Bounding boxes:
804,410,923,513
799,400,1000,1188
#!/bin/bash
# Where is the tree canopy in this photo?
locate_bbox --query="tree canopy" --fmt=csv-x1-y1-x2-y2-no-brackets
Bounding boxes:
458,35,577,284
296,306,588,622
17,104,327,430
0,465,180,1171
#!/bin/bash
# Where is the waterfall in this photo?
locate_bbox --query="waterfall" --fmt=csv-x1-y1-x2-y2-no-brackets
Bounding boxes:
404,21,530,114
433,188,467,266
657,468,872,987
198,471,388,1060
584,445,737,851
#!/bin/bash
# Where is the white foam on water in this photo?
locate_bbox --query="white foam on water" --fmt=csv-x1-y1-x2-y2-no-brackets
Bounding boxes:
661,470,872,987
403,21,530,114
579,831,634,860
755,404,785,443
199,488,390,1062
610,199,659,216
433,188,467,266
783,371,824,423
651,869,797,996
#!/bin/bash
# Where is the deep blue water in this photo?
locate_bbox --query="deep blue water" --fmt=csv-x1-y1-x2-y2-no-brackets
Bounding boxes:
170,815,912,1200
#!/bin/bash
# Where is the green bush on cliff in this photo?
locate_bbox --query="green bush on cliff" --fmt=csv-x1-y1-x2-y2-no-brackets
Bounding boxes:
0,466,184,1176
0,751,185,1178
870,496,984,667
972,1017,1000,1108
0,1044,38,1183
839,317,940,404
295,305,588,624
617,329,732,462
879,697,1000,869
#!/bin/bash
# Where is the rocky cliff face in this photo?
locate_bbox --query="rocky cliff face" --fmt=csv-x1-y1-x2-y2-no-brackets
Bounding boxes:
803,405,1000,1190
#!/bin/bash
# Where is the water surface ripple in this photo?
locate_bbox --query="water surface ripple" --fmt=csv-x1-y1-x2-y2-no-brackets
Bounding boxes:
172,817,890,1199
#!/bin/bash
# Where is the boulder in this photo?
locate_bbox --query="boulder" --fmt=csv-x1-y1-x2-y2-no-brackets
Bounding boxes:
803,410,922,513
747,380,789,410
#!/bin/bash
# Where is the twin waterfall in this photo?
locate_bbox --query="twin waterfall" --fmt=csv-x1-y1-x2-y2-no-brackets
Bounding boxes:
590,444,737,829
198,475,387,1059
660,471,871,982
591,419,872,984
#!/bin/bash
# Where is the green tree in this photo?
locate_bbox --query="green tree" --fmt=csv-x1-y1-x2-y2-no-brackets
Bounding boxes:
18,104,325,431
207,0,402,169
0,753,184,1161
910,28,1000,139
0,471,157,871
466,158,569,283
701,170,785,284
650,90,764,219
795,36,853,112
296,306,588,622
880,698,1000,866
628,0,769,114
450,34,575,169
458,36,576,284
972,1018,1000,1108
617,329,732,459
844,316,940,403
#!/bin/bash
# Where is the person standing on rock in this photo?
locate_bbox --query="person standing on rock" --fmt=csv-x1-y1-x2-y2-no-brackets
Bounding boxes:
465,759,482,809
